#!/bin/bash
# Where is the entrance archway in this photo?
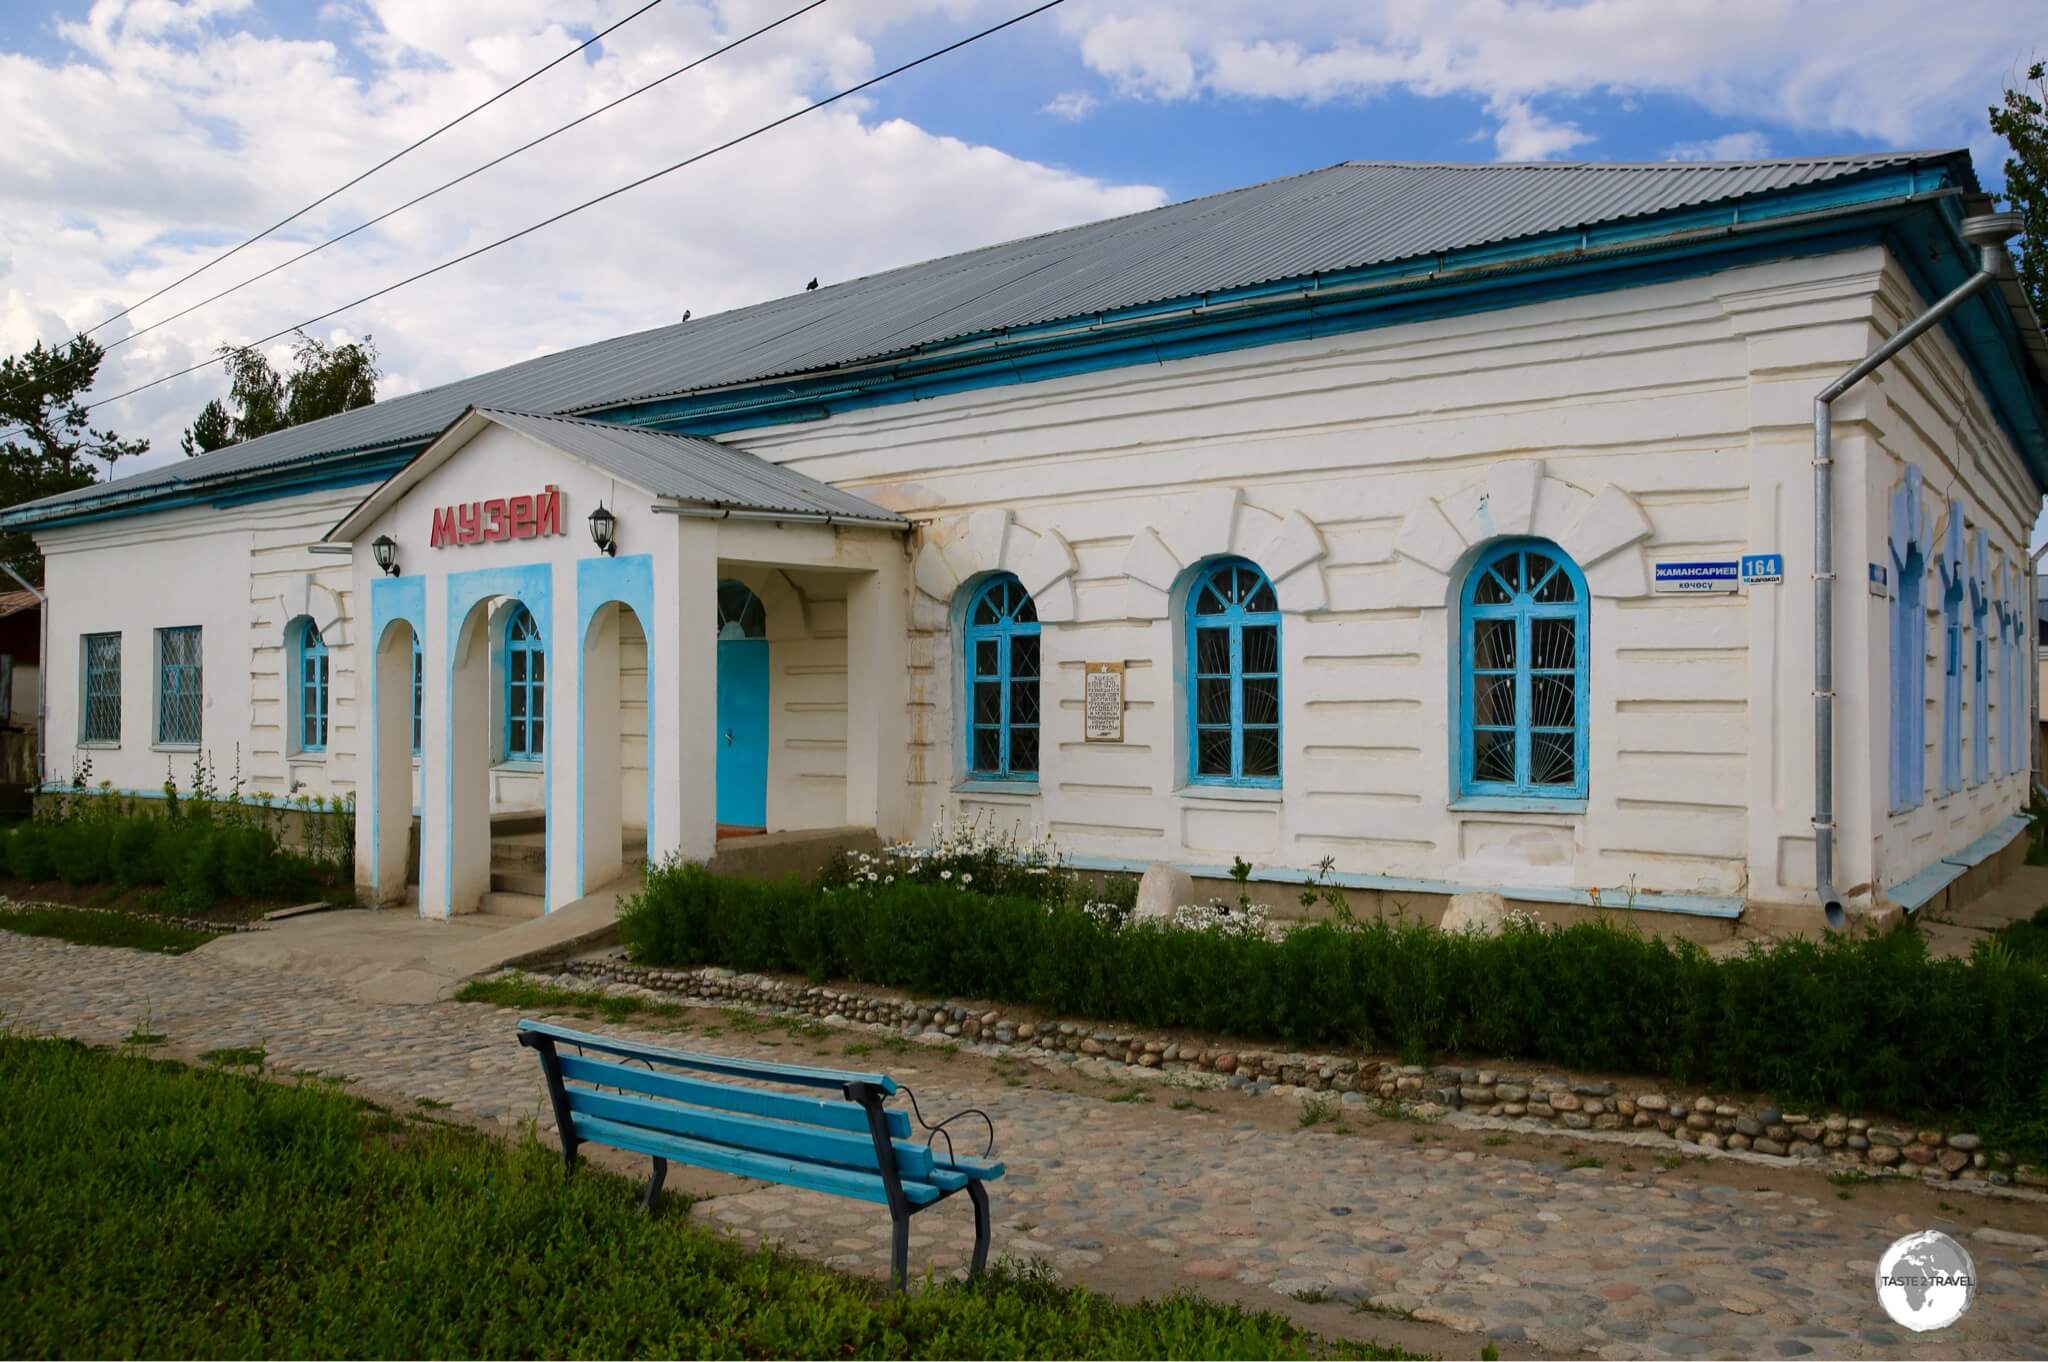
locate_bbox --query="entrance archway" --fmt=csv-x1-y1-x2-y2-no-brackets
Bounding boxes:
579,599,652,893
448,592,549,916
716,579,769,832
370,616,418,906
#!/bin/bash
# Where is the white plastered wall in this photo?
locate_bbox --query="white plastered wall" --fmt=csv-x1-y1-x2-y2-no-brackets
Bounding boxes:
1852,258,2039,895
39,487,363,803
723,245,2038,912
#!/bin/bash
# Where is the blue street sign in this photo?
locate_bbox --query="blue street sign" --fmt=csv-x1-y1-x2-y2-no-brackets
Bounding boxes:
1741,553,1785,584
1653,560,1739,594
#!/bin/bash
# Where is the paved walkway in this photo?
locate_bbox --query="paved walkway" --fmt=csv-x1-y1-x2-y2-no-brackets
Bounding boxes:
4,933,2046,1360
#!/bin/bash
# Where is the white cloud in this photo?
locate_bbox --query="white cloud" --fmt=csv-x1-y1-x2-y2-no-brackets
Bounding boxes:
1052,0,2023,162
1042,89,1098,120
0,0,1165,473
1488,96,1591,162
1665,131,1774,162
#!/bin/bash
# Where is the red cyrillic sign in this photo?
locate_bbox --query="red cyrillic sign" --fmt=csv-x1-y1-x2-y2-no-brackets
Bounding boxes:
430,485,565,547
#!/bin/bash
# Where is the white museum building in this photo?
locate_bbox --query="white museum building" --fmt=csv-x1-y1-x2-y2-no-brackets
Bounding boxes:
8,151,2046,928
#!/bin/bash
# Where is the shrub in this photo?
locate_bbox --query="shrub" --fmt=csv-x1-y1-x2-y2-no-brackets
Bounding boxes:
166,826,230,908
9,788,344,910
619,863,2048,1144
109,818,163,889
5,824,52,882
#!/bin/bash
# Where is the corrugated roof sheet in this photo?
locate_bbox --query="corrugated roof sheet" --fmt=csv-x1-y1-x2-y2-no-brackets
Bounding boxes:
474,408,906,523
11,151,1971,524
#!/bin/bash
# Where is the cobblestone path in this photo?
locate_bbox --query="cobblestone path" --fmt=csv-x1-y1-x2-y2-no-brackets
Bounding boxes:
4,933,2046,1360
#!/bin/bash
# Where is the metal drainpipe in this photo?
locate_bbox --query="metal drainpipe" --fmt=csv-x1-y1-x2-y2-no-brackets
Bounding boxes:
0,562,47,792
1811,210,2020,927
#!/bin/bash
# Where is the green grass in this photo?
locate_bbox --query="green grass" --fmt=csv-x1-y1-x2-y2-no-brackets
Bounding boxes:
0,905,217,954
0,1035,1416,1359
1988,905,2048,965
453,972,693,1028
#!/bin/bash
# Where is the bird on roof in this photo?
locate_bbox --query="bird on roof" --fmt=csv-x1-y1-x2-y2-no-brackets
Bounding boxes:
680,310,691,321
806,277,818,291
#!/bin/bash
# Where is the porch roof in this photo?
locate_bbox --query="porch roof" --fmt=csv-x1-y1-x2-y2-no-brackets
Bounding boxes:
326,406,909,542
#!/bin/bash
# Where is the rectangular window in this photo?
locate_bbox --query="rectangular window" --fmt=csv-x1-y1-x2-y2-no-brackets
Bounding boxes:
156,626,202,746
81,633,121,744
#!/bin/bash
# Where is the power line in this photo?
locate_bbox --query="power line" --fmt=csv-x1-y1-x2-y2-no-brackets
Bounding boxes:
2,0,1067,443
22,0,668,363
47,0,835,378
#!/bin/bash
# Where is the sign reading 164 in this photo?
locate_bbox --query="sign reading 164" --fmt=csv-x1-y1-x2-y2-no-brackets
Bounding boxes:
431,485,566,547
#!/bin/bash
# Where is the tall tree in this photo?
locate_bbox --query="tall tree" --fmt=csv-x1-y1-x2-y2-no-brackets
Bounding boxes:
183,330,380,456
0,337,148,581
1991,60,2047,320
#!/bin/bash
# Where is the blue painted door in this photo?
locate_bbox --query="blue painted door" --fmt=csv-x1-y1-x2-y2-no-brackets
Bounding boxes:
716,637,769,827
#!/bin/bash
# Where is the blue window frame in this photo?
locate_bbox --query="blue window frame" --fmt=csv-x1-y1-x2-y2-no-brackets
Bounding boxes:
155,625,202,746
1888,468,1928,811
1937,501,1964,797
411,635,423,756
1969,532,1989,785
294,618,329,752
963,574,1040,779
81,632,121,744
504,604,545,760
1187,557,1281,786
1458,539,1587,799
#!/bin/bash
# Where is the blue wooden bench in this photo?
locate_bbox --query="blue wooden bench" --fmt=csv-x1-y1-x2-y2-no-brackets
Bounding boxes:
516,1019,1004,1288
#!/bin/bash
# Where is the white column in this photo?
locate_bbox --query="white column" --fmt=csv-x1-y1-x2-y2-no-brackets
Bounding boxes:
844,566,910,838
371,622,415,905
650,518,718,862
577,604,624,897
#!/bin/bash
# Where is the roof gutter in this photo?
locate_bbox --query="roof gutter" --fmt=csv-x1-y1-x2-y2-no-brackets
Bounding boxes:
1,438,425,532
649,501,909,530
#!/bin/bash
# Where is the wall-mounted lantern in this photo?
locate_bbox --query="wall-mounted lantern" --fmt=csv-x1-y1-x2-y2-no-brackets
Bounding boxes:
371,534,401,577
588,501,618,557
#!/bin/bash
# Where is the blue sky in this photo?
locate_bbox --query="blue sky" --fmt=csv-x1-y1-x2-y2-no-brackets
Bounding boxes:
0,0,2033,470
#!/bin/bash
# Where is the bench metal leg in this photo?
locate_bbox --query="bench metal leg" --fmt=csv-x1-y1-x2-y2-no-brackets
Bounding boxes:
640,1156,668,1214
965,1180,992,1277
888,1213,910,1293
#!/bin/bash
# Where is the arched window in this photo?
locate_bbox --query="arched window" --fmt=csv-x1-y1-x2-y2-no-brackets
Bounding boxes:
717,579,767,639
1187,557,1281,786
1888,469,1928,810
505,604,544,760
1459,539,1587,799
411,635,423,757
963,574,1039,779
294,618,329,753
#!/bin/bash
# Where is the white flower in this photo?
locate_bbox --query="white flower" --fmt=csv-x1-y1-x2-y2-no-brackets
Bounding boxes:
940,869,952,881
960,873,972,885
885,875,894,885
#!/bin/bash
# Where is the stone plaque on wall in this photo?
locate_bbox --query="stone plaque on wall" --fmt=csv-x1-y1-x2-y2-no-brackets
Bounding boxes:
1084,662,1124,743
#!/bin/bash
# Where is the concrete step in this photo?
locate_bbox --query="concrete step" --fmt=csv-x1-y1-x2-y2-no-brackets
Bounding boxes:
490,869,546,897
491,832,547,873
479,891,545,920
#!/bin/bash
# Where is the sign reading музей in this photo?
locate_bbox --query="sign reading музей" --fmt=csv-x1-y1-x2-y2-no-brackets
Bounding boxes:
430,486,567,547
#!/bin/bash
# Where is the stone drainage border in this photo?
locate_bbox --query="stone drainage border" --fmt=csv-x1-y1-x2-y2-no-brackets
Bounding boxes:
0,896,265,935
554,955,2045,1197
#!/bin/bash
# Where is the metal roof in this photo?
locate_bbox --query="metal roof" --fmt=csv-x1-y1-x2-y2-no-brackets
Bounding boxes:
471,408,907,524
10,151,1980,526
